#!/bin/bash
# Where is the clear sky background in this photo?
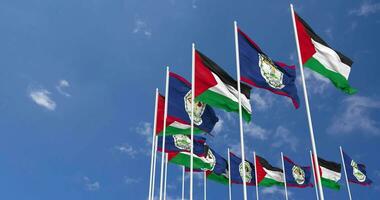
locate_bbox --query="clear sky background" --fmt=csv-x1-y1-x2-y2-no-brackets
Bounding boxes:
0,0,379,199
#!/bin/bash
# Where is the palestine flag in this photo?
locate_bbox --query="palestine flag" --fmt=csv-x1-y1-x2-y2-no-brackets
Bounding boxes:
156,134,206,155
294,12,357,94
229,152,256,185
317,157,342,190
255,155,284,187
168,72,219,134
195,50,252,122
238,28,300,109
156,94,202,136
283,156,313,188
342,150,372,186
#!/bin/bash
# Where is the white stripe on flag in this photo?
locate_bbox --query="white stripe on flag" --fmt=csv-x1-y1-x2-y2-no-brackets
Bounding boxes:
311,39,351,79
263,168,284,183
320,166,341,182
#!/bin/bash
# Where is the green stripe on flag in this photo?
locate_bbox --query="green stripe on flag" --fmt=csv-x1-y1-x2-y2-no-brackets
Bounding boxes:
258,178,284,187
321,177,341,190
305,57,357,94
157,127,203,136
196,90,251,122
207,173,229,185
169,153,213,171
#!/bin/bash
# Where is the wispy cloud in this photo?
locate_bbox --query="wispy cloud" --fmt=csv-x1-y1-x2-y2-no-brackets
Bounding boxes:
324,28,333,39
212,119,224,135
328,96,380,135
56,79,71,97
271,126,299,152
124,177,141,184
350,1,380,16
261,187,292,198
250,91,275,111
136,122,153,143
83,176,100,191
191,0,198,9
299,69,331,94
133,19,152,38
29,88,56,111
244,122,270,140
114,143,138,158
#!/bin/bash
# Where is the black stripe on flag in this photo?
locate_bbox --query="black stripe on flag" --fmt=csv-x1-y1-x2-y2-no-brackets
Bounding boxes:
318,157,341,173
196,50,251,99
257,156,283,172
295,12,353,67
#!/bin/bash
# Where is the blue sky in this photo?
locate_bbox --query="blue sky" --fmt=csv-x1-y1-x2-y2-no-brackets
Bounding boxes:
0,0,379,199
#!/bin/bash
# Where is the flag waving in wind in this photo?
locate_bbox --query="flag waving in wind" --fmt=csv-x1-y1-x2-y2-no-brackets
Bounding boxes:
194,50,252,122
293,12,356,94
283,156,313,188
237,28,300,108
229,152,256,185
167,72,219,134
342,150,372,186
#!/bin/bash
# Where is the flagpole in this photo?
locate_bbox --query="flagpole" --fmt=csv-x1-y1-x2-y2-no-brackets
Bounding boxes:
164,153,168,200
148,88,159,200
182,166,185,200
281,152,289,200
151,131,159,200
149,89,159,198
190,43,195,200
253,151,259,200
159,66,170,200
234,20,248,200
310,150,320,200
228,148,232,200
340,146,353,200
290,4,325,200
204,171,207,200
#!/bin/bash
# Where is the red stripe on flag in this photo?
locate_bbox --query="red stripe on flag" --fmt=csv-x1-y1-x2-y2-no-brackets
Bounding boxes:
255,156,267,183
294,12,316,64
194,51,218,97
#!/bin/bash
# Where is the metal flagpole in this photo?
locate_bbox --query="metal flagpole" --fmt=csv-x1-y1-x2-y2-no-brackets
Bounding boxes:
151,131,159,200
310,150,320,200
190,43,195,200
204,171,207,200
253,151,259,200
182,166,185,200
281,152,289,200
340,146,353,200
290,4,325,200
233,20,248,200
228,148,232,200
159,67,170,200
148,89,159,200
164,153,168,200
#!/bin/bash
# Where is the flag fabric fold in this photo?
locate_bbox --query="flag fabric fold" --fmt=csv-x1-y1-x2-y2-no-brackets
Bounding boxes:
229,152,256,185
157,134,206,155
165,72,219,135
255,155,284,187
342,151,372,186
293,12,356,94
316,157,342,190
238,28,300,108
195,50,252,122
283,156,313,188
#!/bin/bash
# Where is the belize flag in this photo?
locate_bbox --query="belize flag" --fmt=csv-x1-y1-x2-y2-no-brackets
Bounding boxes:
283,156,313,188
342,150,372,186
229,152,256,185
168,72,219,134
157,134,206,155
237,28,300,109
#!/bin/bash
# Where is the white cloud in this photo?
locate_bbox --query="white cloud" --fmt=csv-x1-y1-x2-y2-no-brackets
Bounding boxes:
328,96,380,135
350,1,380,16
261,187,292,198
191,0,198,8
133,19,152,37
324,28,333,39
115,143,138,158
271,126,298,152
250,91,275,111
136,122,153,143
29,88,56,111
124,177,141,184
56,79,71,97
299,69,331,94
83,176,100,191
212,119,224,135
244,122,269,140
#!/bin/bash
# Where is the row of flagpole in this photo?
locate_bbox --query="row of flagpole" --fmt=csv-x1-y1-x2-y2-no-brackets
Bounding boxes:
145,4,356,200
